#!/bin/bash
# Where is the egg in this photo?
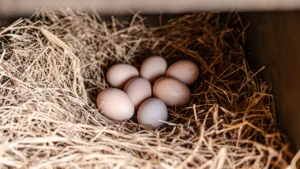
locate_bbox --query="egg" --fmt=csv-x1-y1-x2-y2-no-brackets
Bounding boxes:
153,77,190,106
124,77,152,109
166,60,199,85
140,56,167,83
97,88,134,121
137,98,168,129
106,64,139,88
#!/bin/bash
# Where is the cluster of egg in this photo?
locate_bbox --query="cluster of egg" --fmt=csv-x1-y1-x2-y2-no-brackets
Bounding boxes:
96,56,199,129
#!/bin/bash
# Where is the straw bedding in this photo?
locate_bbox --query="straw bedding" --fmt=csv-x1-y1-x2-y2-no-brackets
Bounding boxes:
0,9,298,169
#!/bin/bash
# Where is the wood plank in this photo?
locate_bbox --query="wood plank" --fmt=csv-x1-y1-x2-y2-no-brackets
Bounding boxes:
242,11,300,152
0,0,300,16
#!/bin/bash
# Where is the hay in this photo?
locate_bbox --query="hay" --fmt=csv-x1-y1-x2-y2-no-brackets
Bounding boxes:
0,9,297,168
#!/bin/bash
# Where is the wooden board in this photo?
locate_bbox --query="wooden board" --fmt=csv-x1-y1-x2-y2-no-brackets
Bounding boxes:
0,0,300,16
242,11,300,152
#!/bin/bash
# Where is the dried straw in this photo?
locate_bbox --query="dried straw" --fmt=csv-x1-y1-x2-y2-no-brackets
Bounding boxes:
0,9,297,169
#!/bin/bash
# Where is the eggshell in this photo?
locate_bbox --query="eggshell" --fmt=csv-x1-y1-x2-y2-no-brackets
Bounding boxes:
153,77,190,106
137,98,168,129
140,56,167,83
124,77,152,110
97,88,134,121
166,60,199,85
106,64,139,88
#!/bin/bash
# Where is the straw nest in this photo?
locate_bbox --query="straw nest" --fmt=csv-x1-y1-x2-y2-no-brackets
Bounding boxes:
0,9,298,169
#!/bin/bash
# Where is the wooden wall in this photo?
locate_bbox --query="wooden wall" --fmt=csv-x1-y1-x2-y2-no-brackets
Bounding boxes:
242,11,300,152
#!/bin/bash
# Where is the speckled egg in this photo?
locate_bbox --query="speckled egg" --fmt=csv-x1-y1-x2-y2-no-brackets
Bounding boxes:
166,60,199,85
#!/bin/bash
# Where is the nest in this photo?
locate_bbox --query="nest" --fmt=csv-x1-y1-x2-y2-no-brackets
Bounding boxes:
0,9,298,168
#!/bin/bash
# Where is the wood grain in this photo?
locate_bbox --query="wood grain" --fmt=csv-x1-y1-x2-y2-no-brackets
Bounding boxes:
242,11,300,152
0,0,300,15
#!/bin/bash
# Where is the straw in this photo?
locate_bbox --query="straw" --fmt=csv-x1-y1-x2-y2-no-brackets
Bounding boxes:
0,10,295,168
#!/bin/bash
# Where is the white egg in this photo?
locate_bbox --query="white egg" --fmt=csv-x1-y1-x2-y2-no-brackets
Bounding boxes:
137,98,168,129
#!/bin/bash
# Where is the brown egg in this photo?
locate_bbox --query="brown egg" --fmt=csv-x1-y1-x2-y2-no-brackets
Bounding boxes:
106,64,139,88
153,77,190,107
140,56,167,83
166,60,199,85
97,88,134,121
124,77,152,110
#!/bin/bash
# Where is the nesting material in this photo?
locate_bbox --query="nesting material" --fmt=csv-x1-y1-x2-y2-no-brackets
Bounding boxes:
0,9,298,168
